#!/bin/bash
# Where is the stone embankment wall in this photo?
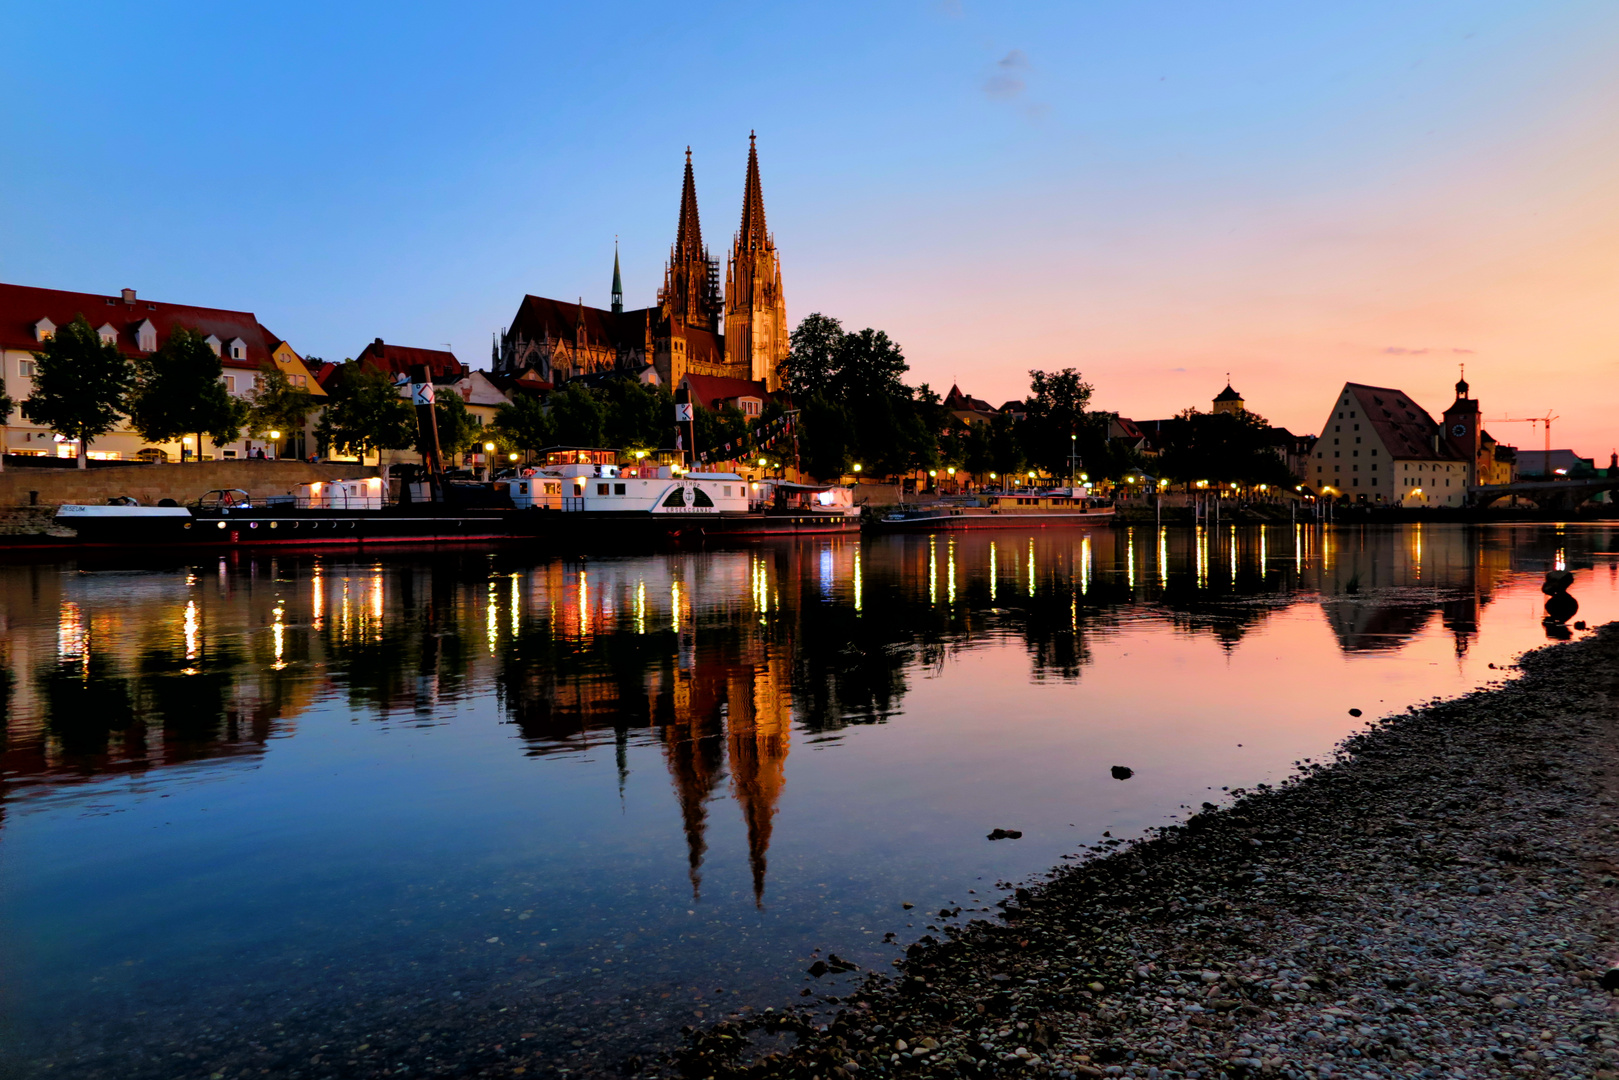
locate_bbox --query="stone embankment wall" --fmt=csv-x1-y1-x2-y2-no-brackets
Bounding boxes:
0,461,379,509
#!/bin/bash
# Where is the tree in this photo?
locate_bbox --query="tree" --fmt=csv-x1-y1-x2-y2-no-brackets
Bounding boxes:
780,313,845,400
423,388,480,461
798,393,855,479
22,315,134,469
492,394,554,453
600,378,674,452
128,328,248,461
547,382,607,447
0,382,13,472
1155,408,1294,488
1020,368,1094,477
833,328,909,402
245,368,316,455
315,365,416,463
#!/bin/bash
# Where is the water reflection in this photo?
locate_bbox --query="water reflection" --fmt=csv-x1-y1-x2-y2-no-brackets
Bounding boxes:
2,525,1617,1077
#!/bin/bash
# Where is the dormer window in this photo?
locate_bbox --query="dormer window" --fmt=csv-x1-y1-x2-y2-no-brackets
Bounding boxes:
135,320,157,352
97,323,118,345
228,337,247,361
204,334,222,356
33,318,55,342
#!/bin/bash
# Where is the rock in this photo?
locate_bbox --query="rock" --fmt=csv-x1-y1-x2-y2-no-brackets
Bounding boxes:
1111,766,1134,780
1542,569,1575,595
988,828,1024,840
1489,995,1518,1009
901,902,914,909
1599,968,1619,991
1576,620,1588,630
1348,708,1362,717
808,960,829,978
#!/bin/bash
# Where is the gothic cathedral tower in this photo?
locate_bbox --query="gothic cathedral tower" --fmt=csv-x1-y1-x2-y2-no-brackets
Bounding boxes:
724,133,788,391
660,149,723,334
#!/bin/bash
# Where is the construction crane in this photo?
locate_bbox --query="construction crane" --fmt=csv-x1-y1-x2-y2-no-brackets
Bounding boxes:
1483,408,1560,453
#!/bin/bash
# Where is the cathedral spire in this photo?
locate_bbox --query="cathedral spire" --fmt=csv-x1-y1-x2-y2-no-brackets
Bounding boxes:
611,239,623,315
675,147,704,263
737,131,768,252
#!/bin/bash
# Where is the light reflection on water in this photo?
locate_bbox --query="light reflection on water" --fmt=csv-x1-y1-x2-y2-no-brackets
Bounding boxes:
0,523,1616,1075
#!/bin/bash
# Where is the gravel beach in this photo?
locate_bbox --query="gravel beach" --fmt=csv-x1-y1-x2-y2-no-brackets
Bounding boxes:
674,624,1619,1080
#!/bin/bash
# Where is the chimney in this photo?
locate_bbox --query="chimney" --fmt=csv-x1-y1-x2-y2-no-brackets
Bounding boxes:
121,288,136,304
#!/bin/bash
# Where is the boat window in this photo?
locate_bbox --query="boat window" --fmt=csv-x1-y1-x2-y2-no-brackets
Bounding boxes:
614,483,626,495
597,484,609,496
692,487,714,508
723,486,731,497
662,487,687,508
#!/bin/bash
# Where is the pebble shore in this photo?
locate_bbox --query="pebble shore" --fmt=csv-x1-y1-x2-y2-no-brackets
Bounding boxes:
673,624,1619,1080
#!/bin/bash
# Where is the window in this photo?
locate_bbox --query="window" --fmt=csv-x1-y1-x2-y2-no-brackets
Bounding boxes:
692,487,714,508
723,485,732,497
596,483,609,495
222,376,236,393
662,487,687,507
204,335,222,356
289,373,307,387
96,323,117,345
33,318,55,342
18,359,36,378
135,319,157,352
228,337,247,360
614,483,626,495
222,449,239,459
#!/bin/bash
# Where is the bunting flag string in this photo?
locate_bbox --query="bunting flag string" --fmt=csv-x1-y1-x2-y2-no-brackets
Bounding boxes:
695,413,796,466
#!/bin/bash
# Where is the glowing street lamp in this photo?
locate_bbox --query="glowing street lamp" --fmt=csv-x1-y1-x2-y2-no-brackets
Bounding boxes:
852,463,862,473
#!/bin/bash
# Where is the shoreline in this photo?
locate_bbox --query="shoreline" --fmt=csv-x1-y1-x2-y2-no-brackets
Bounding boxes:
673,625,1619,1080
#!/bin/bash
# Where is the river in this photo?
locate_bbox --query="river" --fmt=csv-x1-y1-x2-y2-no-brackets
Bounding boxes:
0,523,1614,1078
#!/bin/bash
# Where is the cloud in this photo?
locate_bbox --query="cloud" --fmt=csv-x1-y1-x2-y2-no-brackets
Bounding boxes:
1452,347,1475,354
1171,367,1188,373
1382,345,1476,355
983,49,1029,99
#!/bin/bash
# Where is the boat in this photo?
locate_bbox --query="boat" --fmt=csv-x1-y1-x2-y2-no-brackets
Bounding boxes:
47,465,862,551
869,489,1115,531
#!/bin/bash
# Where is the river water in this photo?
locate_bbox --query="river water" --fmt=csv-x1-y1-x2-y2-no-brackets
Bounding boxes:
1,523,1615,1077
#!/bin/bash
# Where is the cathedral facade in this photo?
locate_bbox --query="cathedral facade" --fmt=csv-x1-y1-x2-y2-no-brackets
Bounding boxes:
494,135,787,393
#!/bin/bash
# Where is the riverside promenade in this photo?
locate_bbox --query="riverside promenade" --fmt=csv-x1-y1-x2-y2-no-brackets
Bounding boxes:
677,626,1619,1080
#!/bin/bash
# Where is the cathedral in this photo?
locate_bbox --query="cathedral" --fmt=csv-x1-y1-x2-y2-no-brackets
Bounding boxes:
494,135,788,393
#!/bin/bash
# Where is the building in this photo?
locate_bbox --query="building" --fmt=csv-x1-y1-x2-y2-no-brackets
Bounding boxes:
352,338,468,383
944,384,998,426
1309,381,1475,505
1516,449,1596,479
494,135,788,396
0,282,323,461
1211,381,1244,415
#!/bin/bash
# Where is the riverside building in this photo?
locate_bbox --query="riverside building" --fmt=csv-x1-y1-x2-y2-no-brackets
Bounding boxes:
0,282,323,461
1308,378,1514,506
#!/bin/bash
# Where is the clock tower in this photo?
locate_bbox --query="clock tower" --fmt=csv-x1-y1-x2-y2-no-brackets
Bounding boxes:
1441,368,1483,485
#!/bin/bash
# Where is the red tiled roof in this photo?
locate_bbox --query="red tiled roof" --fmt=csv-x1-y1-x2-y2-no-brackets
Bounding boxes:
683,372,770,412
1340,382,1464,462
507,295,653,352
0,281,283,370
355,338,467,380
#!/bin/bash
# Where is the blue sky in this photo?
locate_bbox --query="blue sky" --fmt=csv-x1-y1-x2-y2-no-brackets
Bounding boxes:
5,1,1617,449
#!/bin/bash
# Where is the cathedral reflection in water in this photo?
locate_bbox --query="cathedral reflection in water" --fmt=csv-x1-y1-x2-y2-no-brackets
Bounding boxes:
0,524,1611,902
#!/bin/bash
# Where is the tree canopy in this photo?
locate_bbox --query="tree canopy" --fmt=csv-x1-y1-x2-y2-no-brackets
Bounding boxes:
128,328,247,458
22,315,134,468
245,368,316,444
315,366,416,461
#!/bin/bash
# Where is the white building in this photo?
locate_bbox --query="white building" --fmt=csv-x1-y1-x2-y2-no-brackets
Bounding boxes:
0,283,323,461
1309,382,1470,506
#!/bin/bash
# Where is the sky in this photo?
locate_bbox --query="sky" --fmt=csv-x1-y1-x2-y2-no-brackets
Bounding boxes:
4,1,1618,456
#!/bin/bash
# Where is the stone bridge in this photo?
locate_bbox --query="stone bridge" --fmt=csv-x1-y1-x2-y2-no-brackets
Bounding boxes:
1469,477,1619,512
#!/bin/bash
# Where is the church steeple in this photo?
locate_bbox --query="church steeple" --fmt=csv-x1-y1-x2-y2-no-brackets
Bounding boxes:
611,240,623,315
660,147,722,333
723,132,788,390
675,148,704,262
737,131,768,253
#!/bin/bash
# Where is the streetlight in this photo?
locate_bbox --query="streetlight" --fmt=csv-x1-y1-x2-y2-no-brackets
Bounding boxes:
1069,432,1077,493
482,441,497,481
